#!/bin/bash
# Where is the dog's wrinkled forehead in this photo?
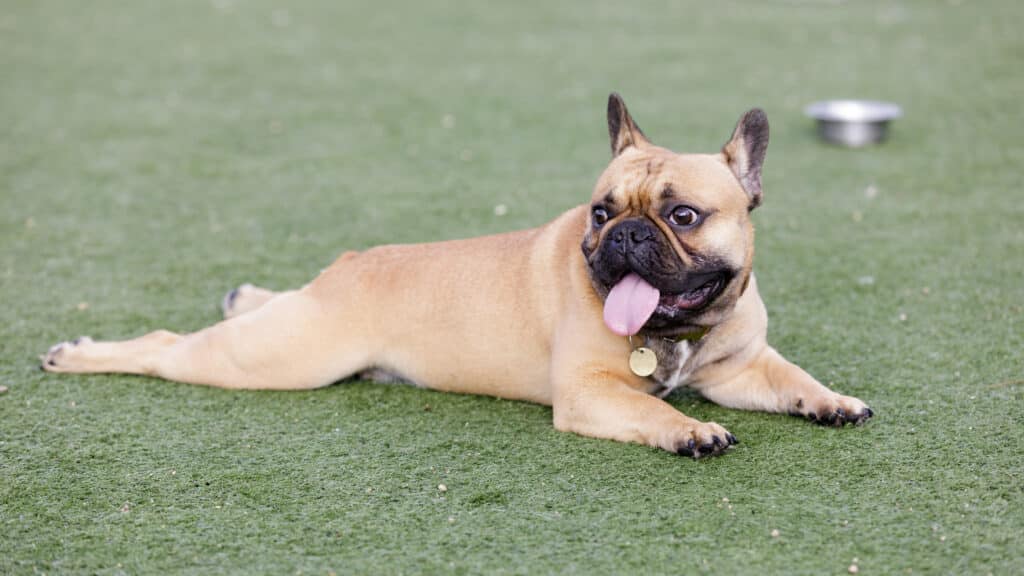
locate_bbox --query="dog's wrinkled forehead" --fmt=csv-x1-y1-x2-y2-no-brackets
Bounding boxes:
593,148,750,215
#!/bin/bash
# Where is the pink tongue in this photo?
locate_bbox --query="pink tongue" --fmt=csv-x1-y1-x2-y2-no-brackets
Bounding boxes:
603,273,661,336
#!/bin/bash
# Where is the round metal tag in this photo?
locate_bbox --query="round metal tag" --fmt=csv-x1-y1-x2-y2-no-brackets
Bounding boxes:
629,346,658,377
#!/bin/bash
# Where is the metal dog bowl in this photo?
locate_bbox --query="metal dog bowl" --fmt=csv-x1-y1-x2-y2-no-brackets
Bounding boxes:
805,100,903,147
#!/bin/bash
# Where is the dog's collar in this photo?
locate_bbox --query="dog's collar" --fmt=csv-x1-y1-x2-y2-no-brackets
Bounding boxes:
662,327,710,343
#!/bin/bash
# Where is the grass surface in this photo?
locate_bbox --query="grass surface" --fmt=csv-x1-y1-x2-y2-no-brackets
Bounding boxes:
2,1,1023,574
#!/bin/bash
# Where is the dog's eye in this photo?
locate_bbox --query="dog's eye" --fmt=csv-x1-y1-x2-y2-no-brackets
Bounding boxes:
668,205,700,228
592,206,610,227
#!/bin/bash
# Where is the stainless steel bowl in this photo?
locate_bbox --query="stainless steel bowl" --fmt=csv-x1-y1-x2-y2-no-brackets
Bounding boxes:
804,100,903,147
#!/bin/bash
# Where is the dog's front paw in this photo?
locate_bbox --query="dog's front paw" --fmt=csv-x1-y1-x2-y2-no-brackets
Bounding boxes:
793,393,873,427
669,420,738,459
40,337,94,372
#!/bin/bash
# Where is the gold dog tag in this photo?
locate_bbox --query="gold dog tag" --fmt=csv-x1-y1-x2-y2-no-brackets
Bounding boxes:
629,346,658,377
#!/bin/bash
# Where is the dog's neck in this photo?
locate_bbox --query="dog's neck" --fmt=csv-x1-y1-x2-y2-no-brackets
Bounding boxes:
660,326,710,343
645,336,703,397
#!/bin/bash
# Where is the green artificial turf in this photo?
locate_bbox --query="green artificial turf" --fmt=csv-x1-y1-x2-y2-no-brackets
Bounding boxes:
2,1,1023,574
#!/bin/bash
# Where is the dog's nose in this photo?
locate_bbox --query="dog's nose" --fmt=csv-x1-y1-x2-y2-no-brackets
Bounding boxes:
609,219,655,252
629,227,653,244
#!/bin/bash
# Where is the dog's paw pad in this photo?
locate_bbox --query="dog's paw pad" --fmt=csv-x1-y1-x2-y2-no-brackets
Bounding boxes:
673,421,737,458
797,394,873,427
849,406,874,425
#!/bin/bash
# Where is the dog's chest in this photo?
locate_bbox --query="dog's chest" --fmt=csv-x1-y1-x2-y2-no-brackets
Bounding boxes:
646,338,698,396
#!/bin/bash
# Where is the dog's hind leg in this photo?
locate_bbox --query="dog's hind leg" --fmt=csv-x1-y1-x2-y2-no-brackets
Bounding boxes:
43,288,370,390
221,252,362,320
221,284,280,319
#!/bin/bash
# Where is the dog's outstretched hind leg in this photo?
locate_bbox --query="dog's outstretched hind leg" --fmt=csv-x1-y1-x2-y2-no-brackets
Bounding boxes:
221,284,280,319
42,288,368,390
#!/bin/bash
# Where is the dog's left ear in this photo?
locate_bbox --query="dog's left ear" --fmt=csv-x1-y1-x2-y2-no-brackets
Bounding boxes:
721,109,769,210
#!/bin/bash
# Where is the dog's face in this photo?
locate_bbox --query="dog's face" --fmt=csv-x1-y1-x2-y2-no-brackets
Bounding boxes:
582,94,769,337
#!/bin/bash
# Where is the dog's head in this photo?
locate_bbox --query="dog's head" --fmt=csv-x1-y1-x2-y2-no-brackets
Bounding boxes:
582,93,769,338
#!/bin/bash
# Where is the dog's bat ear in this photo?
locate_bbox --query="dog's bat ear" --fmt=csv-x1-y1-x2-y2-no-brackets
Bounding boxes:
722,108,769,210
607,93,651,157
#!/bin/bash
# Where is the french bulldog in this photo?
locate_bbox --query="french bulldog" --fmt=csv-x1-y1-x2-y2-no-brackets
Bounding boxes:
42,93,872,457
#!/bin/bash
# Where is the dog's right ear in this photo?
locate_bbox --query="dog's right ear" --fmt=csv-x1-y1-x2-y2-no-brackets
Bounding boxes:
721,108,769,210
607,93,651,157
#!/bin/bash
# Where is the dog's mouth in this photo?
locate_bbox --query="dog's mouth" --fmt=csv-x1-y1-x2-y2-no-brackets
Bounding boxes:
602,270,730,337
656,273,727,314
